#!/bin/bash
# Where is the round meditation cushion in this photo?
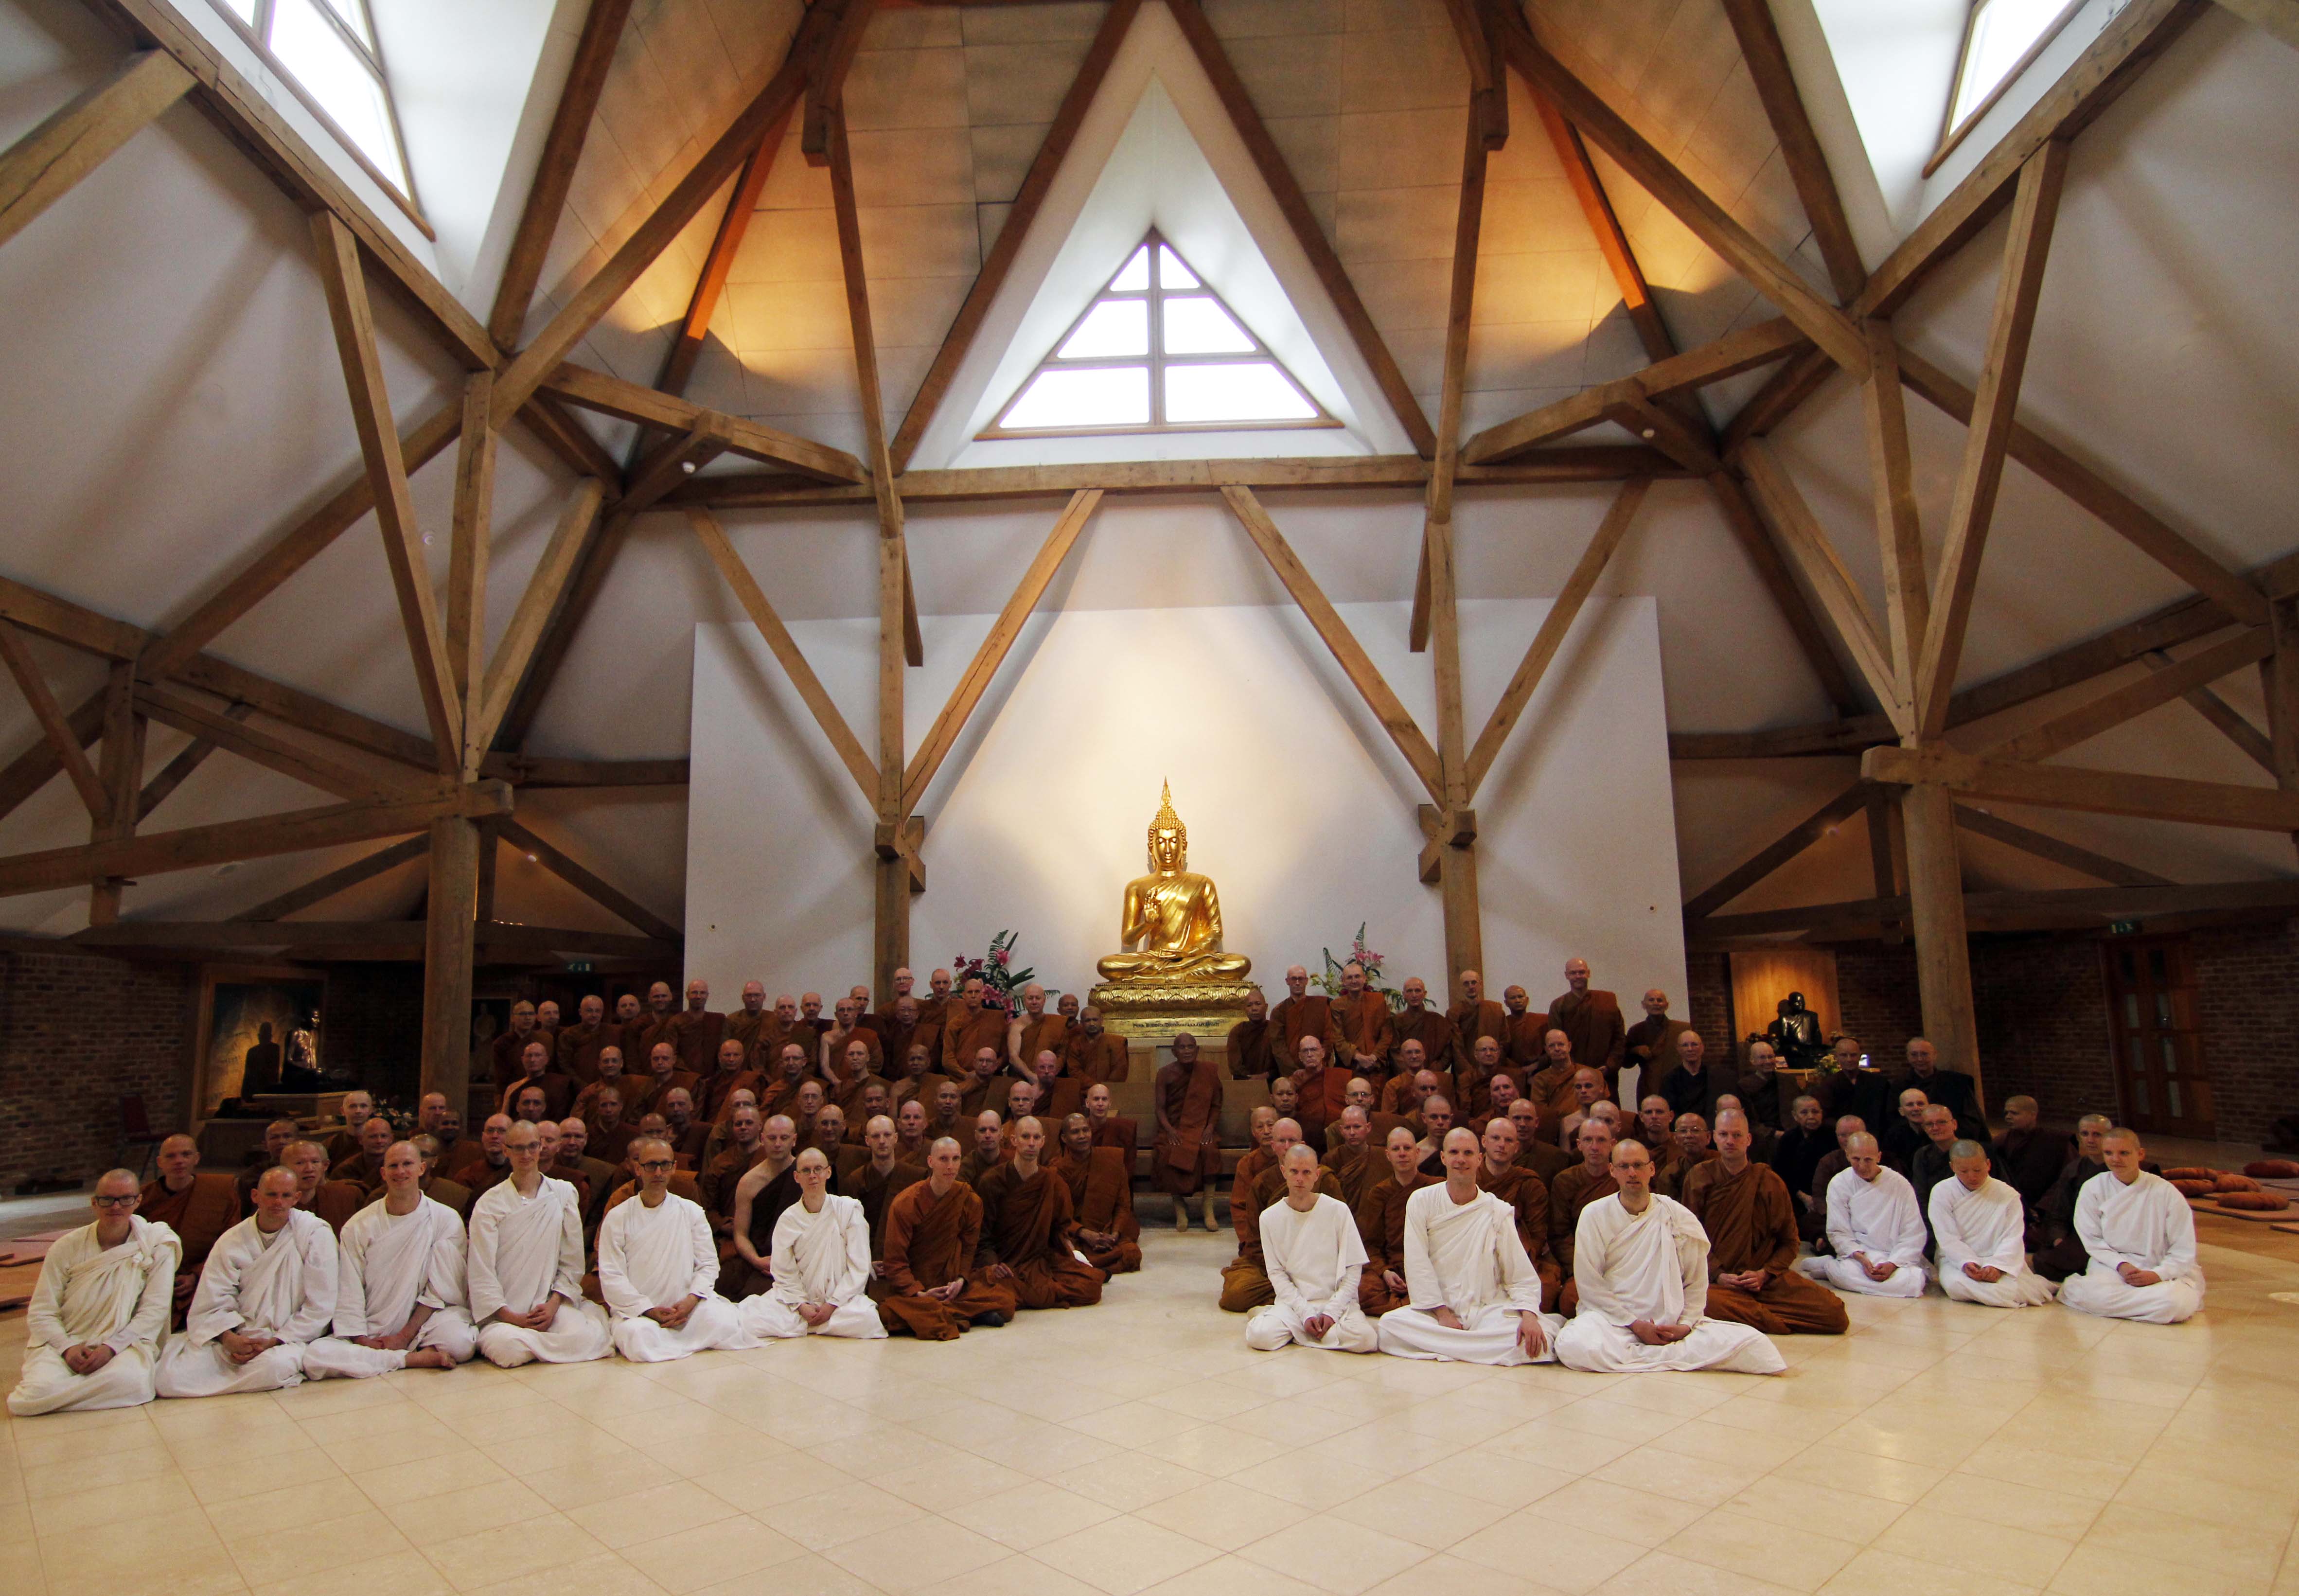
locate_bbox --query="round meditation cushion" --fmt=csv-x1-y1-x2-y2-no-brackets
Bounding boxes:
2213,1172,2262,1192
2216,1191,2290,1211
2162,1166,2220,1182
2169,1179,2216,1198
2244,1159,2299,1179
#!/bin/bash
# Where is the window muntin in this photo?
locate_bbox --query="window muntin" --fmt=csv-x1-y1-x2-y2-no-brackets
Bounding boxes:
981,232,1336,439
202,0,421,216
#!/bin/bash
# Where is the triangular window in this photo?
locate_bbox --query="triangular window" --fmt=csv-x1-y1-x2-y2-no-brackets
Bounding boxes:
980,232,1336,439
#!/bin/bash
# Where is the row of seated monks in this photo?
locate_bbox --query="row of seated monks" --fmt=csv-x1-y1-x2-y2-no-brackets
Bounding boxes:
9,957,2202,1414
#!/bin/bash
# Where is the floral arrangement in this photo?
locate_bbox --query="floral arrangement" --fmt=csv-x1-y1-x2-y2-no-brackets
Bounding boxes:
1313,923,1404,1011
952,930,1046,1014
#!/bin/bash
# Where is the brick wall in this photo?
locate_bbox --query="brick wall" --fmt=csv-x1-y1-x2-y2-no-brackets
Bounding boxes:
0,948,199,1193
320,964,426,1112
1971,937,2115,1127
2188,920,2299,1147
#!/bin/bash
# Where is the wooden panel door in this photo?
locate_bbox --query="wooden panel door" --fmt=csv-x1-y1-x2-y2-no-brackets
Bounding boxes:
2101,936,2214,1138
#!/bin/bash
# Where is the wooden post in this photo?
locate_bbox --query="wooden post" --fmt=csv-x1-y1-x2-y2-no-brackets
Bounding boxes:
89,660,141,924
422,812,481,1108
2266,595,2299,862
1899,780,1981,1103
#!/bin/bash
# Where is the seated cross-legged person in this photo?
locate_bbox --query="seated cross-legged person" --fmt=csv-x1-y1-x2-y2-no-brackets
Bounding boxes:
740,1147,886,1340
1796,1133,1929,1299
973,1117,1105,1310
2057,1128,2204,1324
468,1121,612,1367
1553,1138,1786,1374
8,1170,179,1416
1930,1141,2057,1308
1682,1110,1847,1336
1376,1128,1563,1365
598,1137,755,1362
1053,1113,1142,1275
1355,1124,1439,1317
305,1140,475,1378
1247,1145,1379,1354
879,1138,1020,1338
157,1167,337,1397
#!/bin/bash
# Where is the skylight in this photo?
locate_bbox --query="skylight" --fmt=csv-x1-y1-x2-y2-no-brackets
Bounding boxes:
981,233,1333,438
1933,0,2086,173
203,0,418,208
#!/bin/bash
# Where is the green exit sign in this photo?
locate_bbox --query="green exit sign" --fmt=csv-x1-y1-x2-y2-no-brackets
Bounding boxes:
2107,921,2140,936
566,959,594,973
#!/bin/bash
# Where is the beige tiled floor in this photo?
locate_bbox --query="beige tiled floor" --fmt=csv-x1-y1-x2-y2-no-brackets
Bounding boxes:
5,1224,2299,1596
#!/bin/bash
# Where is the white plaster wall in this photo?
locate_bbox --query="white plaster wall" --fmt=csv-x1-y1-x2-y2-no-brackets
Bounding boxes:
685,591,1684,1006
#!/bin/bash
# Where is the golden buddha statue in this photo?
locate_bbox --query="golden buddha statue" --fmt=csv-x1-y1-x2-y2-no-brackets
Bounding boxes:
1091,784,1255,1040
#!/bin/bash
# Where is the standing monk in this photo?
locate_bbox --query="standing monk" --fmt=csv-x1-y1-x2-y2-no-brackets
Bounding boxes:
1225,989,1278,1079
1054,1114,1141,1275
7,1171,178,1415
974,1117,1105,1309
940,979,1009,1079
1009,984,1070,1074
1622,990,1687,1098
879,1138,1020,1337
1447,971,1507,1057
1680,1110,1847,1335
140,1134,237,1327
1500,985,1549,1072
1547,959,1627,1085
1390,978,1458,1076
1067,1006,1131,1084
1328,962,1391,1075
1154,1032,1224,1231
630,982,682,1073
724,981,779,1067
557,995,616,1084
1270,966,1341,1071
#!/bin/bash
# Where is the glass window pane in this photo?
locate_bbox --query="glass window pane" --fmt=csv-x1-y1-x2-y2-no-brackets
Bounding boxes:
1163,362,1316,424
1159,247,1199,288
2122,995,2139,1028
2165,1081,2181,1118
1952,0,2074,125
1109,246,1150,292
1058,300,1149,359
1001,366,1150,429
1163,296,1256,355
221,0,258,20
318,0,374,46
271,0,404,184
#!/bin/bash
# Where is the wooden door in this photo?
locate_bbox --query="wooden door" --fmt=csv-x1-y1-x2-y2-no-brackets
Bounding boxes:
2101,936,2214,1138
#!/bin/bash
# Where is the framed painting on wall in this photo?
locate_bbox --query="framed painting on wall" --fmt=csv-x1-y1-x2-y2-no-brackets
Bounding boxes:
195,965,328,1117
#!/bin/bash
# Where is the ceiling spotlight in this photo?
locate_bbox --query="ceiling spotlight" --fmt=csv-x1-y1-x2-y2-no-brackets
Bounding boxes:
1640,428,1656,440
680,460,698,474
525,852,538,862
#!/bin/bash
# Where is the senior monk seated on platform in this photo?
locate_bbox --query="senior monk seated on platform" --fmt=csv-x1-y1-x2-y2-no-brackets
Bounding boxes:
1797,1133,1928,1299
598,1137,754,1361
880,1138,1017,1337
1931,1141,2057,1308
1682,1110,1847,1335
1553,1139,1786,1374
726,1115,801,1298
323,1091,377,1163
1355,1125,1439,1316
742,1147,888,1341
8,1170,178,1416
1222,1117,1341,1313
305,1140,475,1378
1248,1145,1379,1354
2057,1128,2204,1324
1054,1114,1141,1274
467,1121,612,1367
285,1140,366,1233
973,1117,1105,1310
1476,1118,1560,1311
1155,1031,1224,1231
1376,1128,1561,1365
157,1166,336,1397
141,1134,236,1328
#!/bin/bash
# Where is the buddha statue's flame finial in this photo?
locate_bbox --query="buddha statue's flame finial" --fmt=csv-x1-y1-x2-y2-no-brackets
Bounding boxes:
1149,780,1185,850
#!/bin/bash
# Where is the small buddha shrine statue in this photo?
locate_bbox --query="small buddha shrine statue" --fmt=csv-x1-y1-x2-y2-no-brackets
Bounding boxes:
1090,782,1257,1040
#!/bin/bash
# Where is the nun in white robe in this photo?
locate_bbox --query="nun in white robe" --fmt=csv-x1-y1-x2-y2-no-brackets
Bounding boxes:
1553,1192,1786,1374
2058,1169,2203,1324
468,1174,611,1366
1247,1190,1379,1353
1930,1173,2056,1308
739,1190,886,1340
304,1194,478,1378
1797,1164,1929,1297
157,1208,336,1397
597,1188,757,1360
1376,1182,1562,1365
7,1215,178,1415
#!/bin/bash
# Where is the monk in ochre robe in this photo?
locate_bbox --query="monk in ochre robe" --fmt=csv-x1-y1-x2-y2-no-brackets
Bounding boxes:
842,1115,924,1263
629,982,682,1077
1081,1082,1138,1160
1546,958,1627,1082
322,1092,378,1164
1066,1007,1131,1084
1009,985,1070,1074
1053,1114,1141,1275
1500,986,1550,1071
1327,962,1391,1075
973,1117,1104,1309
1447,971,1507,1058
491,1000,543,1093
283,1141,364,1233
722,982,780,1069
1154,1032,1224,1231
1226,990,1279,1080
879,1138,1019,1338
141,1134,238,1327
1321,1107,1384,1211
1679,1111,1846,1335
1270,966,1341,1073
1475,1119,1559,1311
1220,1118,1339,1312
1354,1126,1438,1315
1547,1119,1620,1314
757,1043,815,1122
1389,978,1457,1075
556,996,616,1084
940,982,1009,1078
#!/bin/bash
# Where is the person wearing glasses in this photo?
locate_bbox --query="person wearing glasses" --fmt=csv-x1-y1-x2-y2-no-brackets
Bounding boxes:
597,1137,755,1361
469,1120,612,1367
739,1146,886,1340
7,1170,179,1414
